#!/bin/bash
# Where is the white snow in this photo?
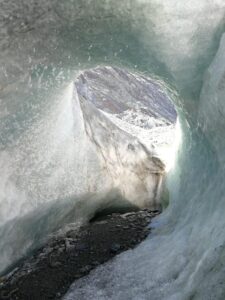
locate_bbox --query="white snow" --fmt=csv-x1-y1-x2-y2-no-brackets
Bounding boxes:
102,109,177,171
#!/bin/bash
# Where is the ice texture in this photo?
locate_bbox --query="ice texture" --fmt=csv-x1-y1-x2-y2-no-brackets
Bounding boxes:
0,70,168,274
0,42,174,274
1,1,225,299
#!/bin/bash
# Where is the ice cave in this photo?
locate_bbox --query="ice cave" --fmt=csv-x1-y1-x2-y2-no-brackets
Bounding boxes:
1,1,225,299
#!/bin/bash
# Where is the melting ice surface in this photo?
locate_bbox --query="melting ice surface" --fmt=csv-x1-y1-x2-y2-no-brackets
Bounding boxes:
1,1,225,299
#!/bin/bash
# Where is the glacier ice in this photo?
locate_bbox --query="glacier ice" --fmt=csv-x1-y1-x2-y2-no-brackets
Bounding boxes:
1,1,225,299
0,63,175,274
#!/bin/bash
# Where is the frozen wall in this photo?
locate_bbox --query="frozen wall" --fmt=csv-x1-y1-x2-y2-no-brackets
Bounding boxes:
1,1,225,299
0,72,167,274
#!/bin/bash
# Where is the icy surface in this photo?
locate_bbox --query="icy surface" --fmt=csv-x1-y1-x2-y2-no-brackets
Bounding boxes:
1,1,225,299
0,73,168,274
0,60,173,273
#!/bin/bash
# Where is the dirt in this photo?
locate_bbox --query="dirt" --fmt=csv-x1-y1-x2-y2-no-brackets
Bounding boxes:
0,209,160,300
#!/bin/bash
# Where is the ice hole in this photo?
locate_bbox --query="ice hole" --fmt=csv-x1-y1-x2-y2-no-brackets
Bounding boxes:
75,66,180,211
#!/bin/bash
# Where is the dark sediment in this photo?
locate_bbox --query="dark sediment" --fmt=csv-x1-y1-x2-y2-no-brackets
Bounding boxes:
0,209,160,300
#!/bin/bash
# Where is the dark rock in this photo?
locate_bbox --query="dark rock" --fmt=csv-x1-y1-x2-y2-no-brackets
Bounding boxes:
0,208,159,300
91,261,100,267
110,243,121,253
131,239,137,245
74,243,88,251
123,226,130,229
80,265,91,273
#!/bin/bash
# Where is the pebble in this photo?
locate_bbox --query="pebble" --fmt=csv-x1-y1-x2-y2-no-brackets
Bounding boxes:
110,243,121,253
74,243,88,251
80,265,91,273
91,261,100,267
65,239,75,252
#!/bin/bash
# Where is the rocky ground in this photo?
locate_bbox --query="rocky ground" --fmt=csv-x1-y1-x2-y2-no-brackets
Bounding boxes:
0,209,160,300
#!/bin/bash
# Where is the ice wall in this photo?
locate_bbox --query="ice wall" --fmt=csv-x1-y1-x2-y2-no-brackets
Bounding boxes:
1,1,225,299
0,76,166,274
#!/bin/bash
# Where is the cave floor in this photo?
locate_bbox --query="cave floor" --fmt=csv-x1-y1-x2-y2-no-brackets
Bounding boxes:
0,209,160,300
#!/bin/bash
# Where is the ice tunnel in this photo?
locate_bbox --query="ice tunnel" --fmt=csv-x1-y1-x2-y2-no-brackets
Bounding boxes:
1,1,225,299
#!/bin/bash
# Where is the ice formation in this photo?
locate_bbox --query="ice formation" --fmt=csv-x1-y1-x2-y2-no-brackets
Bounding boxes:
0,63,175,274
1,1,225,299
